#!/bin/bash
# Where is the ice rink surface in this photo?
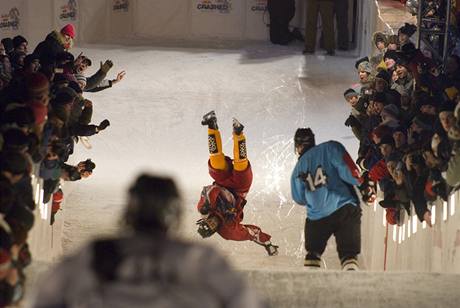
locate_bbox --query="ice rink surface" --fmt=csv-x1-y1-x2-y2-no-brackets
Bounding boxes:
62,41,358,270
26,42,460,308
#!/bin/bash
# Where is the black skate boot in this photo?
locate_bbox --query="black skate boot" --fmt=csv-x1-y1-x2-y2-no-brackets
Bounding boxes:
264,243,279,256
304,253,322,269
341,257,359,271
201,110,218,130
232,118,244,135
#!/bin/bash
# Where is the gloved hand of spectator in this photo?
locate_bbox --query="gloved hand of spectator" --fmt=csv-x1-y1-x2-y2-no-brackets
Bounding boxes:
431,133,441,157
74,52,84,66
100,60,113,74
98,119,110,131
83,99,93,108
344,115,360,127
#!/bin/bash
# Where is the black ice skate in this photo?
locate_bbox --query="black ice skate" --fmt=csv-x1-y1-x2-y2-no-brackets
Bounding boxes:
232,118,244,135
304,253,322,269
264,243,279,256
201,110,218,130
341,258,359,271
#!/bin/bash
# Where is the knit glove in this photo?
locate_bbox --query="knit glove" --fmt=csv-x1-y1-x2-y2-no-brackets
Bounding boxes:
100,60,113,74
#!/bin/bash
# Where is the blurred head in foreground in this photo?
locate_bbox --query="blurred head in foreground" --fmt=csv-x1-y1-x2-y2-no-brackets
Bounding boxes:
124,173,182,235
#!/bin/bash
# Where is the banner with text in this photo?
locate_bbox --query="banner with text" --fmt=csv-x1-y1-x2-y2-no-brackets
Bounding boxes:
245,0,268,39
0,1,27,39
107,0,132,40
54,0,79,34
191,0,244,38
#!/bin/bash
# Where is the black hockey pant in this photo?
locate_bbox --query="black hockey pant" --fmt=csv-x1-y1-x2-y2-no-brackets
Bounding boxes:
304,204,361,263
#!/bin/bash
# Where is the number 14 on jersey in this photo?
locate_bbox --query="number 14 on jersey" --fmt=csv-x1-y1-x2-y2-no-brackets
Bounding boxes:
300,166,328,191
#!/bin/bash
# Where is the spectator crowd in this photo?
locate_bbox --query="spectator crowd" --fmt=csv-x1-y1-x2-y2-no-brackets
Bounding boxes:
0,23,125,306
343,19,460,227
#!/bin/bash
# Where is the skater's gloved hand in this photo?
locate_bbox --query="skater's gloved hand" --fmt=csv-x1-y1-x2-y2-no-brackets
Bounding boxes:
356,156,367,171
100,60,113,74
196,216,219,238
358,171,376,204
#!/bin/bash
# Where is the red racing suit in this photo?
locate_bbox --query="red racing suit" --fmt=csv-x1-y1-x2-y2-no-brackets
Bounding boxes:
197,157,271,244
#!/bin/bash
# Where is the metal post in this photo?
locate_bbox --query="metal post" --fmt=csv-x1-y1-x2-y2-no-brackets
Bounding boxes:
443,0,452,67
384,223,389,271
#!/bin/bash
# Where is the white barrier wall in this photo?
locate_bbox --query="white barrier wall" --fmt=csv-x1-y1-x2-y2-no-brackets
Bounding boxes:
27,170,63,262
1,0,362,49
362,194,460,273
0,0,275,46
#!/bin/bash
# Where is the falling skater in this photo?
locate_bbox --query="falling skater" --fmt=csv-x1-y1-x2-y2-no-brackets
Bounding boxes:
196,111,278,256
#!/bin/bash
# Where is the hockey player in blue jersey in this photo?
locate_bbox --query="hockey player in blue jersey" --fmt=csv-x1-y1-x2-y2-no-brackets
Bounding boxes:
291,128,374,270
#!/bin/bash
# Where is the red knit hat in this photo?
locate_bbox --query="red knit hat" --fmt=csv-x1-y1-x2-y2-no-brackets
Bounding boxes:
61,24,75,39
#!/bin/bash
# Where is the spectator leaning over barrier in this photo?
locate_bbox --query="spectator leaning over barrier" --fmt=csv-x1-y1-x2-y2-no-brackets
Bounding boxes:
33,23,76,67
0,27,126,302
73,54,126,92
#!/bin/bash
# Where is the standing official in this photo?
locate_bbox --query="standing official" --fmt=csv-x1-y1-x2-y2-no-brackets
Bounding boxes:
304,0,335,55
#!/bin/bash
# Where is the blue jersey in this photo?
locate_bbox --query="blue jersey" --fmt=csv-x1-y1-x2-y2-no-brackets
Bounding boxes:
291,141,362,220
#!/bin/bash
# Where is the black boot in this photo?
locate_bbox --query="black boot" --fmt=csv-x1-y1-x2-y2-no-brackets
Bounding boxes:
201,110,218,130
232,118,244,135
264,243,279,256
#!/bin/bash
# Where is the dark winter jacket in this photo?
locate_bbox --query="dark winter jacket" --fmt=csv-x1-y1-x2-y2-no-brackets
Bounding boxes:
12,174,35,211
85,69,108,91
33,31,66,67
86,79,113,93
406,168,430,222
